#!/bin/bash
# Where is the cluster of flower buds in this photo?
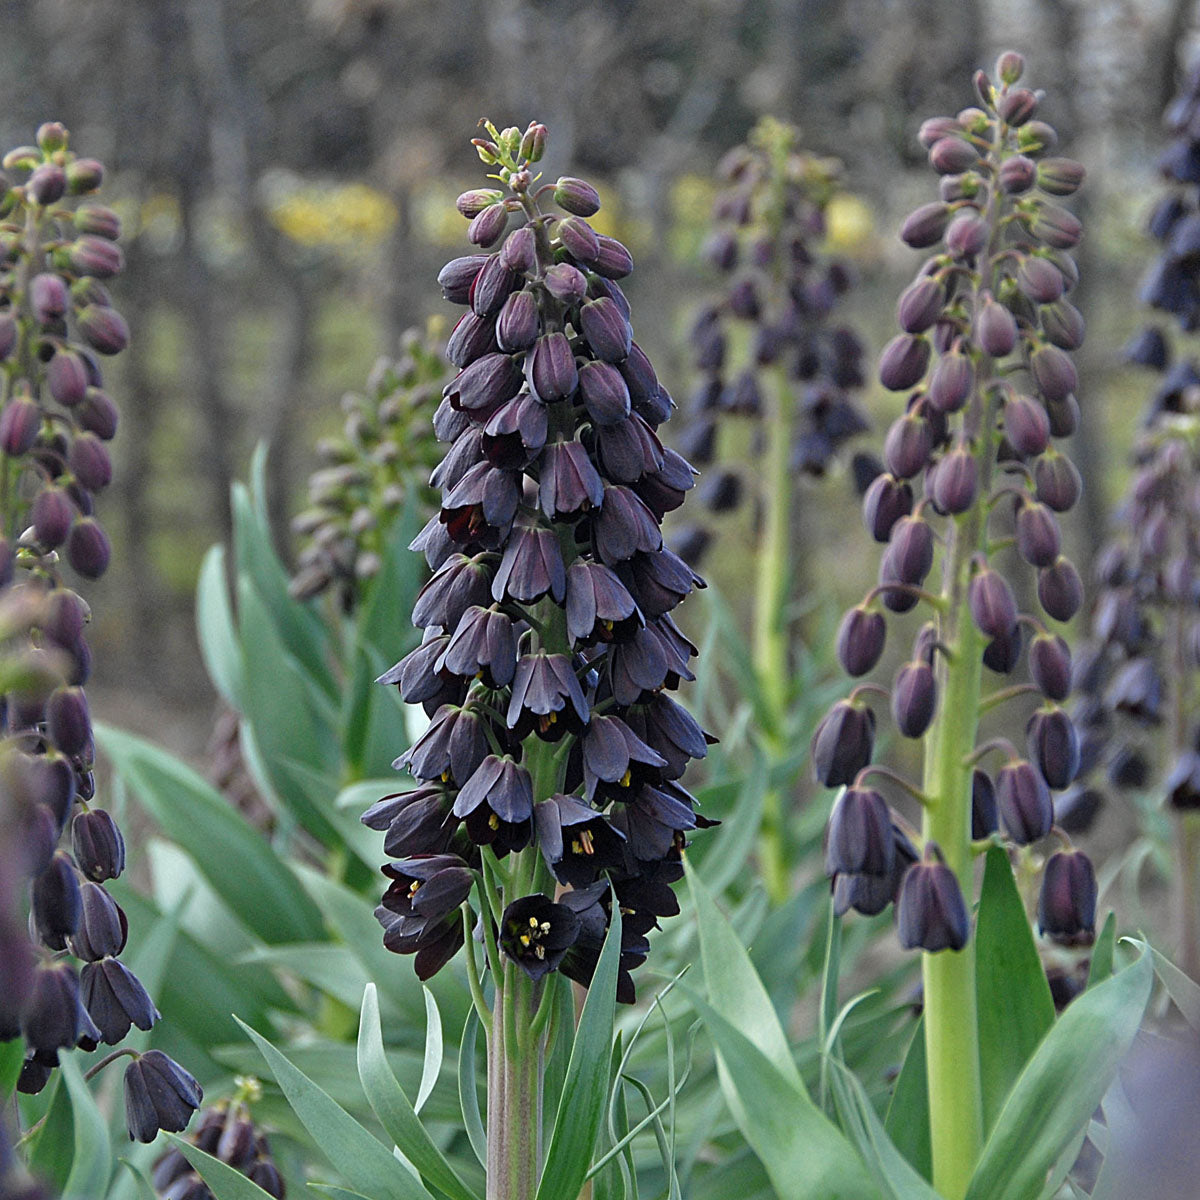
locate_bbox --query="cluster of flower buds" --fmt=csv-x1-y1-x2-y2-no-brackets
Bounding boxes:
152,1082,285,1200
1126,54,1200,356
0,125,199,1140
290,324,448,612
672,117,871,564
368,120,713,1002
815,55,1096,952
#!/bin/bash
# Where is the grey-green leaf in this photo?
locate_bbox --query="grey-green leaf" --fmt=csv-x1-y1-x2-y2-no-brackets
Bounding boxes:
965,949,1152,1200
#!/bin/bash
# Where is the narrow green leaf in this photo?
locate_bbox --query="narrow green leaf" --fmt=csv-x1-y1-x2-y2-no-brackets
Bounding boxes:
0,1037,23,1101
118,1157,161,1200
236,580,341,845
237,1017,435,1200
232,471,334,696
687,992,879,1199
96,723,325,945
882,1017,930,1181
965,949,1153,1200
239,944,371,1011
684,857,800,1090
975,844,1055,1133
1085,912,1116,989
308,1188,374,1200
196,544,245,707
535,909,622,1200
1145,941,1200,1032
356,984,478,1200
819,902,842,1050
416,987,442,1116
61,1054,111,1200
27,1073,71,1188
687,758,767,894
825,1057,940,1200
457,1008,487,1169
165,1135,279,1200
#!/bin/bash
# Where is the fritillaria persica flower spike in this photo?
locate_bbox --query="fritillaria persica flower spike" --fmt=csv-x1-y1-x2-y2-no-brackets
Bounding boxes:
0,124,198,1139
813,56,1089,1197
369,120,713,1200
1072,54,1200,980
291,325,448,613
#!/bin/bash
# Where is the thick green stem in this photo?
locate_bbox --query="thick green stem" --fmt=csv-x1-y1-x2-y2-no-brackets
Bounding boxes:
754,363,795,905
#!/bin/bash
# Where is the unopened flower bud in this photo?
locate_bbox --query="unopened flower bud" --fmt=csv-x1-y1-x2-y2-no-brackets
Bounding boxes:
1036,158,1086,197
527,331,578,402
1030,203,1082,249
999,154,1036,193
1038,850,1096,945
879,334,931,391
74,203,121,240
1038,556,1083,622
1028,633,1071,702
928,347,973,412
498,224,537,274
931,444,977,513
837,605,886,676
77,305,130,355
1033,452,1081,512
969,565,1017,638
946,212,988,259
1016,501,1061,567
978,295,1018,356
592,235,633,279
31,272,68,323
520,122,547,162
884,412,932,479
930,137,979,174
1027,706,1080,789
1004,393,1050,457
919,117,962,148
68,235,124,279
900,202,951,248
883,515,935,590
580,297,632,363
972,769,998,838
438,255,487,304
0,396,41,456
897,276,946,333
553,175,601,217
32,850,82,949
67,517,111,578
897,851,970,952
28,162,67,205
467,204,509,247
544,262,588,305
862,473,913,542
999,88,1038,126
1017,256,1065,304
495,290,539,352
1040,300,1085,350
69,433,112,491
893,659,937,738
996,51,1025,85
1030,343,1077,402
72,808,126,881
997,759,1053,843
32,487,74,548
65,157,104,193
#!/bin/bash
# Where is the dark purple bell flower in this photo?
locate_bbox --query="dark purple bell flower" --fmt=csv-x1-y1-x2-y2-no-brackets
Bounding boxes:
535,794,626,886
593,412,664,483
20,962,87,1058
982,624,1023,675
972,769,998,838
862,474,913,542
454,755,534,825
70,880,128,960
593,484,662,564
578,361,631,425
492,526,566,604
411,553,494,631
580,713,666,802
825,786,894,877
377,905,465,979
440,462,519,545
80,957,159,1043
496,290,540,352
500,894,581,981
969,566,1018,639
436,605,516,688
997,758,1053,844
893,659,937,738
397,703,491,785
623,693,713,781
444,352,522,417
483,391,549,466
125,1050,203,1142
896,852,970,952
526,331,579,402
469,255,518,317
507,652,589,740
378,632,455,711
635,448,695,518
580,298,632,363
611,780,712,862
438,255,488,304
539,439,604,520
72,808,125,881
1038,849,1096,946
1027,706,1080,789
606,624,671,705
812,700,875,788
1165,750,1200,809
379,854,474,921
1105,657,1163,723
833,824,918,917
837,605,887,677
378,786,458,859
619,548,703,618
446,311,499,367
31,849,81,950
566,560,641,644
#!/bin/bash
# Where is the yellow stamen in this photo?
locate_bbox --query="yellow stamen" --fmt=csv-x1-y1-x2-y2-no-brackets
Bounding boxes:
619,768,632,788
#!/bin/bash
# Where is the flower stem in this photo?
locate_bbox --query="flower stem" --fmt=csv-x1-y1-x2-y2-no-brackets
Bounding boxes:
754,361,795,905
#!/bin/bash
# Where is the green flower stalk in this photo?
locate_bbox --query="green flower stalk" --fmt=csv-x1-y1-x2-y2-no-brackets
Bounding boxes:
677,118,870,902
814,54,1091,1198
367,121,713,1200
